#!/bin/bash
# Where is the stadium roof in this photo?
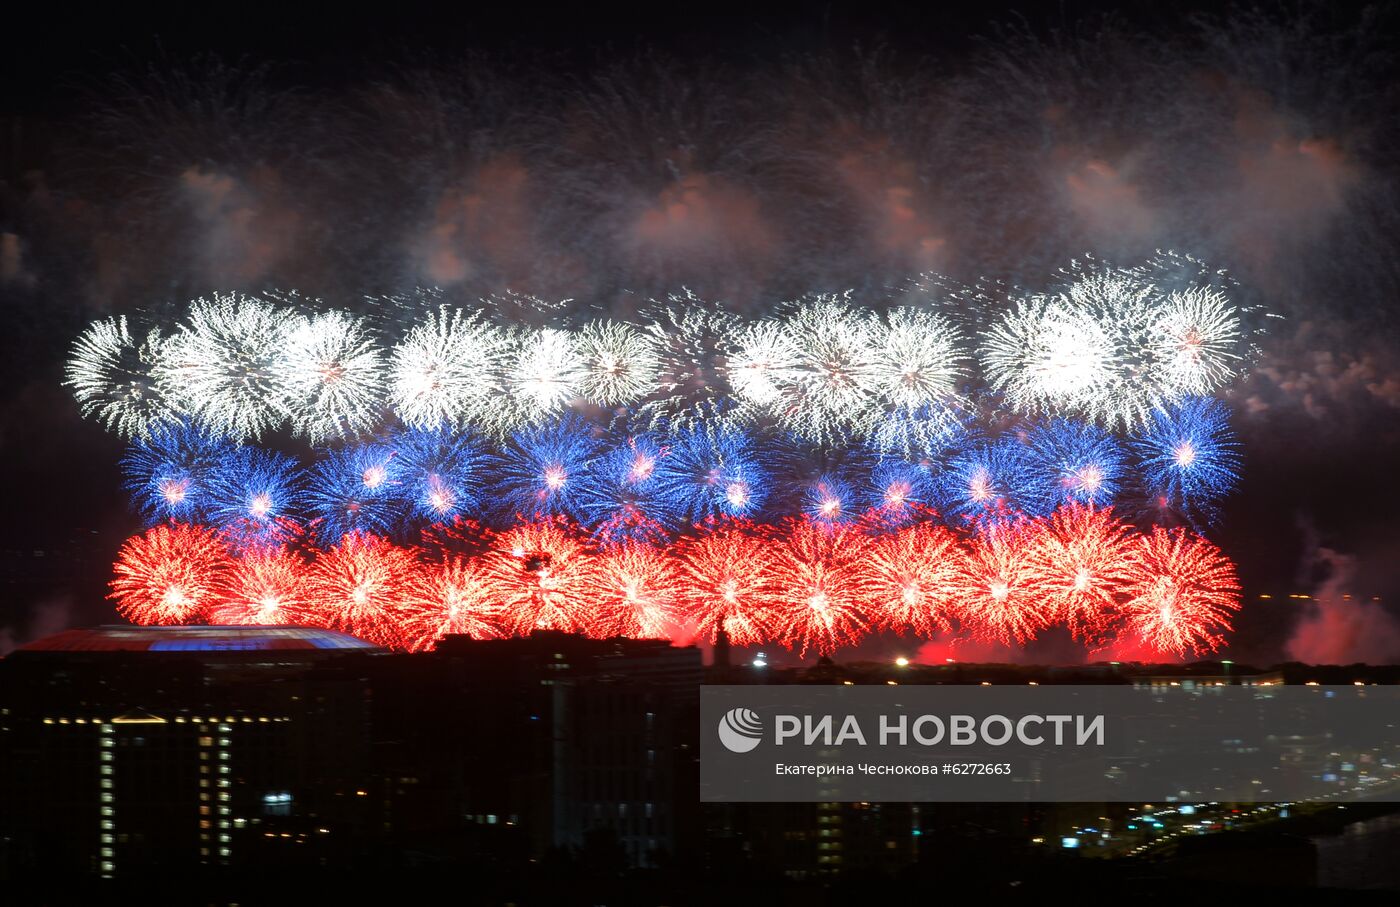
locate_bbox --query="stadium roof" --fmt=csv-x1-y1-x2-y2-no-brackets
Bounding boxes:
18,625,380,653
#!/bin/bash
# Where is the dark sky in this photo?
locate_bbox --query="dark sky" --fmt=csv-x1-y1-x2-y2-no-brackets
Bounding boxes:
2,1,1398,663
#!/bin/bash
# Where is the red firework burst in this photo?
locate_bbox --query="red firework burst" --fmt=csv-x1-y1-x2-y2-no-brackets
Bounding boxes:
400,555,504,652
211,548,308,625
767,520,872,657
585,543,682,638
1026,506,1133,644
674,523,776,645
951,524,1053,645
1117,527,1241,657
483,519,595,635
304,534,415,647
110,523,230,624
862,522,959,636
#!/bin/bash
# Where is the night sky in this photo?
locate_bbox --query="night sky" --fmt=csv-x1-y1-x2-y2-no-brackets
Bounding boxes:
2,1,1398,664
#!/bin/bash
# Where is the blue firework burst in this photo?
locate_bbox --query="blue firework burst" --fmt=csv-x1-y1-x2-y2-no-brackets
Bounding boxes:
575,433,680,544
657,426,771,524
936,435,1047,526
120,420,232,524
866,459,937,527
394,427,488,525
306,443,404,543
1026,419,1127,508
1130,397,1240,526
207,447,305,548
495,416,602,521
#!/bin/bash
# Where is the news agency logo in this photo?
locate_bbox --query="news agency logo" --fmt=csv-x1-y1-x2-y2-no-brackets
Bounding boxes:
717,707,764,753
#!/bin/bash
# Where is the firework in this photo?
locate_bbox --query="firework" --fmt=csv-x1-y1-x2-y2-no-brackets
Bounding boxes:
153,294,298,441
395,427,487,525
585,543,683,638
277,310,385,442
936,436,1044,527
1146,286,1240,397
868,403,965,460
801,472,867,525
576,433,677,544
304,534,415,647
1130,397,1241,525
1026,505,1132,643
400,555,503,651
484,520,595,635
950,525,1053,645
110,523,230,624
674,523,775,645
388,306,508,432
767,520,872,656
727,320,801,411
866,459,937,527
306,444,403,543
660,425,770,523
576,320,660,408
206,448,305,549
65,315,173,439
871,307,966,412
211,548,308,625
1025,419,1126,507
496,417,602,521
862,522,958,636
120,420,232,524
1117,526,1241,656
771,296,881,444
506,327,585,423
981,293,1115,422
637,298,739,430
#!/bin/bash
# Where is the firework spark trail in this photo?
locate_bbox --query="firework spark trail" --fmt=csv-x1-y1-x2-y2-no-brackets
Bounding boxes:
153,294,299,442
121,420,233,524
862,521,958,636
1130,397,1241,527
1025,419,1127,508
277,310,386,442
303,533,415,647
207,447,305,550
306,444,403,543
506,327,586,424
394,427,486,525
388,305,508,432
211,548,308,625
637,298,739,431
951,523,1054,645
400,555,503,651
484,519,596,635
1026,505,1133,643
1117,526,1241,656
65,316,173,439
674,522,776,645
576,319,660,408
658,425,770,523
585,543,683,638
767,519,873,656
497,417,602,522
110,523,231,624
771,296,882,445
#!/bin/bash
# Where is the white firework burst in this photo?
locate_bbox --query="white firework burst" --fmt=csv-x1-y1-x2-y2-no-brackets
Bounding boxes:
773,296,881,444
576,320,660,407
982,293,1117,423
726,320,801,411
153,293,298,441
872,307,967,410
388,306,508,431
276,310,386,443
506,327,586,423
1146,286,1241,396
65,315,174,439
637,296,739,431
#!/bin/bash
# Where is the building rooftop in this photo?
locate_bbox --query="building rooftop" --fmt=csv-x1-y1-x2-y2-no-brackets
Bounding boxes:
18,625,379,654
